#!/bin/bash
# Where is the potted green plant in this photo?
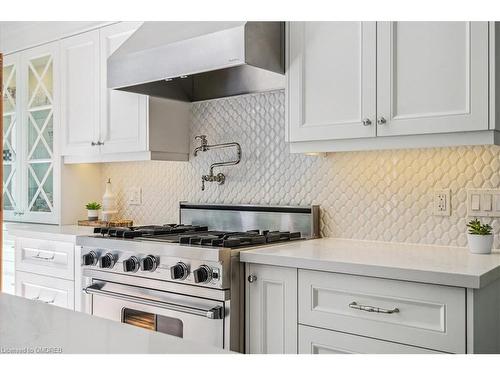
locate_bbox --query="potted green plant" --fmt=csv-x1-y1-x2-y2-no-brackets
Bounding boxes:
86,202,102,221
466,218,493,254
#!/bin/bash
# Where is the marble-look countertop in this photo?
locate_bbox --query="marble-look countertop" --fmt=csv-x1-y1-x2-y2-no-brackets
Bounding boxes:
240,238,500,289
6,223,94,242
0,293,229,354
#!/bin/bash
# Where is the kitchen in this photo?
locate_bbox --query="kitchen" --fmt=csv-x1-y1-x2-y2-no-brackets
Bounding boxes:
1,1,500,370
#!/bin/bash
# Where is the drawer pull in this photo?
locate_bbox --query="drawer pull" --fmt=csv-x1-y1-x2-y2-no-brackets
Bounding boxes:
32,251,55,261
349,301,400,314
31,295,55,304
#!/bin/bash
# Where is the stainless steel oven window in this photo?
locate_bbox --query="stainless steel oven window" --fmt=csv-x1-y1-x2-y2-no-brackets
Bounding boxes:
122,308,184,337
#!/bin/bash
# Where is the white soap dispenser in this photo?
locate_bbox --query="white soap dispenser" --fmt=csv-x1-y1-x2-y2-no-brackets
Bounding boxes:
102,178,118,222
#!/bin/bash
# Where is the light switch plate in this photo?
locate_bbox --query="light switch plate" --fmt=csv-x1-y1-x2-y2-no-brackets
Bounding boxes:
467,189,500,217
128,187,142,205
433,189,451,216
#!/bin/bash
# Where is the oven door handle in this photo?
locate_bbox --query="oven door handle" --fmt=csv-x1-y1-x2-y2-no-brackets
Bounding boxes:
83,285,224,320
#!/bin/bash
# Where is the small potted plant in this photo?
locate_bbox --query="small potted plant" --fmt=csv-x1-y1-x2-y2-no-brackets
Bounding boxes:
466,218,494,254
86,202,102,221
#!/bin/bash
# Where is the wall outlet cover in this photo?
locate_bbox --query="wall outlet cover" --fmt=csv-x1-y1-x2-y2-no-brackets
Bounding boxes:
433,189,451,216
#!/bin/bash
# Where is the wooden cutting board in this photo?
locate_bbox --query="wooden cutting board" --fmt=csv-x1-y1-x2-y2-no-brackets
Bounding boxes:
78,219,133,227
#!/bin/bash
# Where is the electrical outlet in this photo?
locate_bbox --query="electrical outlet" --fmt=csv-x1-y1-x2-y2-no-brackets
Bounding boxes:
128,187,142,205
433,189,451,216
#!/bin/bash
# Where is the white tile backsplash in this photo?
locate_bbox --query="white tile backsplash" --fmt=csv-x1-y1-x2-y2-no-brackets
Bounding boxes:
102,90,500,248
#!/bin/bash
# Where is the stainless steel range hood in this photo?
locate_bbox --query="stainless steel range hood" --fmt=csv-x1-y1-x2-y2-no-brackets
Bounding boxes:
108,22,285,102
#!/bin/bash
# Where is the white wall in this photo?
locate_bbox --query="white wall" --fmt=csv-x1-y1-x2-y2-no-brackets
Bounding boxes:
0,21,114,54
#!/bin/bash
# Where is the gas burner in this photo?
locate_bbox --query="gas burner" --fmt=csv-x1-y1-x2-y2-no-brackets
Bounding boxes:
93,224,209,238
176,230,304,248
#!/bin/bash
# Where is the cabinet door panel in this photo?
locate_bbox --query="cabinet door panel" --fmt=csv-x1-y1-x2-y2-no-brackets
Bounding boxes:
298,325,440,354
60,30,100,156
99,22,148,155
21,42,59,224
288,22,376,142
246,264,297,354
2,53,21,221
16,271,74,310
377,22,488,136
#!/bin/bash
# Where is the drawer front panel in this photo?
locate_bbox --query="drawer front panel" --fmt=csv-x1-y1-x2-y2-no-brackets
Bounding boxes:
298,270,465,353
298,325,440,354
15,271,75,310
15,238,75,280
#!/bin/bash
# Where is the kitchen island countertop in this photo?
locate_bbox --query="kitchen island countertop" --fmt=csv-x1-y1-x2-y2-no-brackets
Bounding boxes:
0,293,230,354
240,237,500,289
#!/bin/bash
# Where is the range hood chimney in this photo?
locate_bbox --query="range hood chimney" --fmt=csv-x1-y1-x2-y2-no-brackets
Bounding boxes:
108,21,285,102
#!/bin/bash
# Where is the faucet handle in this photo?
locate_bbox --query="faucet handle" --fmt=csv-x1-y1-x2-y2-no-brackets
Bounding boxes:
195,135,207,145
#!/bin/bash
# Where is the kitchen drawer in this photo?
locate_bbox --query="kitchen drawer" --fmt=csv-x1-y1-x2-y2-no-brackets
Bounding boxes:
15,238,75,280
298,270,466,353
298,325,440,354
15,271,74,310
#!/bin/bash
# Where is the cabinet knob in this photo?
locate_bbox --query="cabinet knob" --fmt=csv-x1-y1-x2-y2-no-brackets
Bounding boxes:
362,118,372,126
247,274,257,283
91,141,97,146
377,117,387,125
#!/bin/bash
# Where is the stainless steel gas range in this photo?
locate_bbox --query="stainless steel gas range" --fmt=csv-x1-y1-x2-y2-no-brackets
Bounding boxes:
77,203,320,352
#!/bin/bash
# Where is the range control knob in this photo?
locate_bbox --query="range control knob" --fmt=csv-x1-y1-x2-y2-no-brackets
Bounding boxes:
123,256,140,273
170,262,189,280
193,265,212,284
99,253,116,269
82,251,98,266
140,255,158,272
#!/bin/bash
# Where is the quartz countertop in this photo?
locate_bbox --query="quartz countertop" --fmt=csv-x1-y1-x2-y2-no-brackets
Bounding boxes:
0,293,229,354
240,238,500,289
6,223,94,242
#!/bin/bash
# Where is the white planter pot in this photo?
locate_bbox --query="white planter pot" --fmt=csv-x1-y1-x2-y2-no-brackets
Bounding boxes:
467,234,493,254
87,209,99,221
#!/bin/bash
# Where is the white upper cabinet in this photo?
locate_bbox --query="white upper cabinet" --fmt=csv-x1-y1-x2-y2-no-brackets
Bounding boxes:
288,22,376,141
377,22,489,136
60,22,145,159
99,22,148,155
60,30,100,156
287,21,493,153
59,22,189,163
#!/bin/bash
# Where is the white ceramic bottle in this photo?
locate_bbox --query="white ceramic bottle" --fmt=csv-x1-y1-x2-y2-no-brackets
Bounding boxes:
102,178,118,222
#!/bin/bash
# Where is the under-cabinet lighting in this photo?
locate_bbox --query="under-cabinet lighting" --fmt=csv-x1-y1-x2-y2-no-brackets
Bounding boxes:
303,152,327,157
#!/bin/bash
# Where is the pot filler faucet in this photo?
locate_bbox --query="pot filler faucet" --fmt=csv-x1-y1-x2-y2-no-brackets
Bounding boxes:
193,135,242,191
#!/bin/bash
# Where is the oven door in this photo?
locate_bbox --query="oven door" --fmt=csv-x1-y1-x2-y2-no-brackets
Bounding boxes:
84,281,225,348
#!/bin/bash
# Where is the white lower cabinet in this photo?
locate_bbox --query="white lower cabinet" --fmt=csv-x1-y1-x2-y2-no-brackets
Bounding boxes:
15,271,74,310
245,264,473,354
298,325,439,354
298,269,466,353
14,236,78,311
245,263,297,354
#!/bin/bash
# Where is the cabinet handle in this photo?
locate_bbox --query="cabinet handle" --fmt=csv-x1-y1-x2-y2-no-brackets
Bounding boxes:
362,118,372,126
91,141,97,146
247,274,257,283
32,251,56,261
377,117,387,125
97,141,104,146
349,301,399,314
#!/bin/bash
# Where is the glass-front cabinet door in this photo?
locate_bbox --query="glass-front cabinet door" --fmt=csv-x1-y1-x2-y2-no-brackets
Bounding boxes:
24,49,56,219
2,54,21,221
2,42,59,224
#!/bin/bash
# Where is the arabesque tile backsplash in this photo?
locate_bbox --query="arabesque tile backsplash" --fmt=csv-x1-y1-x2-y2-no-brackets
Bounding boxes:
102,90,500,248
